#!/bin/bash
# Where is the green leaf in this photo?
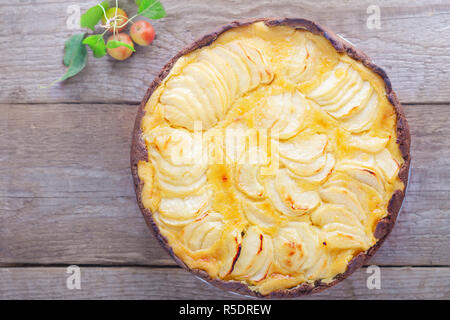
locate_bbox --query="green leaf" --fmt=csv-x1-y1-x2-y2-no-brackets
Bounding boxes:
137,0,166,19
60,33,88,81
83,34,106,58
106,40,136,52
80,1,110,31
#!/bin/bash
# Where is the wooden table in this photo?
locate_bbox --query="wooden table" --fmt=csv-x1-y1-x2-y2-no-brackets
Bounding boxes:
1,0,449,299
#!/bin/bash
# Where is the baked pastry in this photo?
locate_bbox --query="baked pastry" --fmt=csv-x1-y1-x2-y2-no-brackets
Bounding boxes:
131,18,411,297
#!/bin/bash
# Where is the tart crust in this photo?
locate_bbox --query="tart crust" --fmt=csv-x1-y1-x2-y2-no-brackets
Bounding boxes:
131,18,411,298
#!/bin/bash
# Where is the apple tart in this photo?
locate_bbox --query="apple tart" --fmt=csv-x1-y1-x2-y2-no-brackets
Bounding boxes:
131,19,410,297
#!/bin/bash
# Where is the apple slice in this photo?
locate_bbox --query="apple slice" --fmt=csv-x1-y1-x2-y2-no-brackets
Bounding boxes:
323,178,381,214
322,223,370,250
347,133,389,153
218,228,242,277
281,152,327,177
157,173,206,196
235,163,265,199
375,149,400,181
321,71,364,112
165,77,217,127
226,40,274,90
266,170,320,216
182,212,224,251
296,153,335,183
256,92,308,140
284,37,308,83
215,45,251,93
184,63,224,120
341,92,379,132
158,191,211,226
279,133,328,163
196,61,229,116
199,48,238,99
159,91,196,129
311,204,362,228
232,226,273,282
305,249,330,281
319,186,365,221
328,81,373,119
337,162,385,194
315,66,356,105
241,200,277,228
274,222,320,273
308,62,350,101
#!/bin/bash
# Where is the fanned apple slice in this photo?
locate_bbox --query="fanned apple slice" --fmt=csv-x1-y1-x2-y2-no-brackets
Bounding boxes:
218,228,242,277
158,191,211,226
214,45,252,93
375,149,400,181
226,41,260,90
337,162,385,194
148,127,207,196
315,65,354,105
256,92,308,140
176,75,214,120
284,37,308,83
182,64,224,125
182,212,224,251
241,200,277,228
159,104,194,128
226,41,273,89
321,72,364,112
157,174,206,196
199,48,239,99
231,226,273,282
196,61,229,116
347,133,389,153
311,204,362,228
308,62,350,101
279,133,328,163
324,177,381,213
274,222,321,273
235,163,265,199
341,92,379,132
305,248,330,281
266,170,321,216
322,223,370,250
164,77,217,126
328,81,373,119
295,153,335,183
322,67,360,106
319,186,365,222
281,152,327,177
160,91,197,128
150,146,206,178
297,39,320,82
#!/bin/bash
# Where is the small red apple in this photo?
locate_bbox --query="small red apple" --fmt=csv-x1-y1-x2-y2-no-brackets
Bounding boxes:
130,20,155,46
107,33,134,61
102,7,128,32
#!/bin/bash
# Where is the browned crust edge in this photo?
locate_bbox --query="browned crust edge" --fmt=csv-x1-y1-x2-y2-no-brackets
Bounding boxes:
130,18,411,298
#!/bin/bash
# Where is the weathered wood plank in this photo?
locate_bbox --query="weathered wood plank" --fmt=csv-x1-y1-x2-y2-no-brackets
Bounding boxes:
0,103,448,266
1,0,449,104
0,266,448,299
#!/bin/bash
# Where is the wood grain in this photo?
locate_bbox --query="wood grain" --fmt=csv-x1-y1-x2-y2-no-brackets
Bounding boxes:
0,266,448,299
1,0,449,104
0,103,448,266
